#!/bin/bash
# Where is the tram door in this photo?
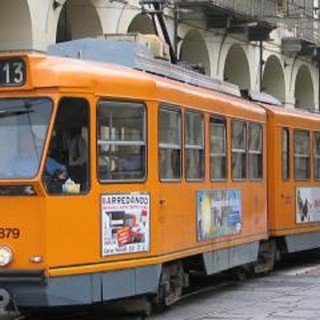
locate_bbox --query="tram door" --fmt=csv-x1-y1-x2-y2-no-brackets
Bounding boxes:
158,105,206,251
158,105,185,251
42,97,98,266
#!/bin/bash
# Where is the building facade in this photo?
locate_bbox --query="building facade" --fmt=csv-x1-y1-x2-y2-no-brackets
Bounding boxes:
1,0,319,110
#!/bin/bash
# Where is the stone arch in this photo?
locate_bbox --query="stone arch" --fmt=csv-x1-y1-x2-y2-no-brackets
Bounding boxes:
295,65,314,110
223,44,251,90
0,0,32,50
56,0,103,43
262,55,285,104
179,29,210,76
127,13,156,34
114,7,143,34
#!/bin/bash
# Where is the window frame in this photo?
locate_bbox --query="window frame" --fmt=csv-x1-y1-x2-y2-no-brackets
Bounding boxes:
184,110,205,181
43,96,90,195
248,122,263,181
314,131,320,180
231,119,247,181
210,115,227,181
97,99,147,183
0,97,53,180
158,105,182,182
282,127,290,181
294,129,310,181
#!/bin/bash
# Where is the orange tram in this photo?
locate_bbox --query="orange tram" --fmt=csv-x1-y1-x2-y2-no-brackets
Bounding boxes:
0,38,319,315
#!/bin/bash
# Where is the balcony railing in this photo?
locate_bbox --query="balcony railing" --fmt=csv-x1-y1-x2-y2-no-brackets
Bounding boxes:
177,0,277,21
209,0,276,20
175,0,320,45
277,0,319,43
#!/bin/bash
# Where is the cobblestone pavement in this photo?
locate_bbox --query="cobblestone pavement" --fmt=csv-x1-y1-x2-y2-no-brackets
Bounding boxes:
7,255,320,320
148,261,320,320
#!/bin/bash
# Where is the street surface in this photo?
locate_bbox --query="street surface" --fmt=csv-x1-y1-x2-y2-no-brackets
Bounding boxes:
149,253,320,320
6,252,320,320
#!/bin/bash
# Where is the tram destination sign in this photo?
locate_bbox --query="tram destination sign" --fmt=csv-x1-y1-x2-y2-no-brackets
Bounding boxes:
0,58,26,86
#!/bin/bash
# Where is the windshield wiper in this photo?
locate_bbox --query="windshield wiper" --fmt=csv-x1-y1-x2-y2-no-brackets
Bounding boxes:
0,109,34,118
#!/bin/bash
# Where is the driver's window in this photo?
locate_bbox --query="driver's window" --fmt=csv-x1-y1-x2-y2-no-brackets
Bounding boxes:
43,97,89,194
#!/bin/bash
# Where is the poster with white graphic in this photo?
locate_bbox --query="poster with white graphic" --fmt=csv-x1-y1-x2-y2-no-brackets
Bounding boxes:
197,189,242,241
101,193,150,256
296,187,320,223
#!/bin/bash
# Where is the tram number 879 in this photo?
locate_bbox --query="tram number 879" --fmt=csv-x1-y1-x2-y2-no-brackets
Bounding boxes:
0,228,20,239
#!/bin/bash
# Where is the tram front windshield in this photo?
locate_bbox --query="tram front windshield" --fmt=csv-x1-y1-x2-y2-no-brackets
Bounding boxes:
0,98,52,179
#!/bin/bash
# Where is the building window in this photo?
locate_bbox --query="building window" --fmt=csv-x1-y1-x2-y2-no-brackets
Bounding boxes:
97,100,146,182
314,132,320,180
294,130,310,180
210,116,227,180
282,128,290,180
232,120,246,180
248,123,263,180
185,111,204,180
159,106,181,180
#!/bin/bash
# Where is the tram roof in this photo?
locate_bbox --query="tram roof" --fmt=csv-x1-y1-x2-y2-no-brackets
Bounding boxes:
48,38,241,98
0,39,267,119
260,103,320,127
46,39,266,116
31,53,157,94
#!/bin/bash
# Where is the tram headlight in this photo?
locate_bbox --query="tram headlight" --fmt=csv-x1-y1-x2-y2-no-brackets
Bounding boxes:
0,247,13,266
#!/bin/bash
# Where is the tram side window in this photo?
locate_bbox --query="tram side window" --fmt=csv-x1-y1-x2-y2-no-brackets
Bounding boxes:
44,97,89,194
314,132,320,180
159,107,181,180
97,100,146,182
282,128,290,180
248,123,263,180
294,130,310,180
210,116,227,180
232,120,246,180
185,111,204,180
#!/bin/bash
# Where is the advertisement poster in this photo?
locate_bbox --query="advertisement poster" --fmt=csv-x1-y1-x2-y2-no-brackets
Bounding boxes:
197,189,242,241
101,193,150,256
296,187,320,223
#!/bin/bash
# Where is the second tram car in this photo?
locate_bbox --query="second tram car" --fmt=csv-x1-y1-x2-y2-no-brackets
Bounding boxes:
0,38,318,315
264,104,320,253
